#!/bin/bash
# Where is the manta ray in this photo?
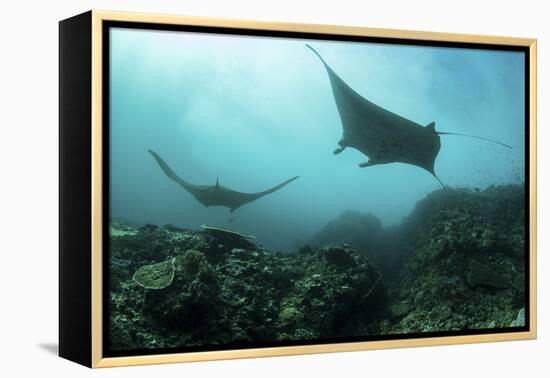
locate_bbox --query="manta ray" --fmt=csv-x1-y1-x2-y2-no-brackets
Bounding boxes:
148,150,300,212
306,44,511,187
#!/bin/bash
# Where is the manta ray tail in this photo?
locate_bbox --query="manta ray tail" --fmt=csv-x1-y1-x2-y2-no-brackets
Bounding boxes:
437,132,512,149
425,165,446,189
432,173,446,189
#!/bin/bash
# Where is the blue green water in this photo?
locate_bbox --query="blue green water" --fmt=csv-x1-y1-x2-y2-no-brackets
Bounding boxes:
109,27,525,250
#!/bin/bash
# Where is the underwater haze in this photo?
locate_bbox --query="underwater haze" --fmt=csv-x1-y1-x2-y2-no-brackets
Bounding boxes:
109,27,525,251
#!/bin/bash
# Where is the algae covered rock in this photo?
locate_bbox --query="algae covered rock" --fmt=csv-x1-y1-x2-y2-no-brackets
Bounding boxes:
279,306,304,325
307,211,402,281
467,260,511,289
321,245,356,268
147,249,222,332
132,258,176,289
201,224,256,239
510,308,525,327
110,221,138,238
109,314,134,349
216,247,297,342
512,273,525,292
390,301,413,319
276,244,387,340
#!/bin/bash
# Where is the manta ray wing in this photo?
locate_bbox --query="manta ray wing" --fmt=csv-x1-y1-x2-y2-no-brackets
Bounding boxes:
227,176,301,212
148,149,210,204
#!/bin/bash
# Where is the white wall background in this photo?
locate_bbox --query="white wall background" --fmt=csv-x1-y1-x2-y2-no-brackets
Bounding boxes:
0,0,546,376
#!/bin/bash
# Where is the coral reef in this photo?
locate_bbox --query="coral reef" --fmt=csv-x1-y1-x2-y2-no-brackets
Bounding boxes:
385,184,526,333
467,260,511,289
109,183,527,351
132,258,176,289
307,211,405,284
201,224,256,239
109,224,387,350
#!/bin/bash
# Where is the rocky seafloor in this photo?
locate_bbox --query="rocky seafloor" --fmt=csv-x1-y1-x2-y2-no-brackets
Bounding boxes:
108,184,526,351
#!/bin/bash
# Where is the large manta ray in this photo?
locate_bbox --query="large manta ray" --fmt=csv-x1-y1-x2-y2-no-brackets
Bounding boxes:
148,150,300,212
306,44,511,186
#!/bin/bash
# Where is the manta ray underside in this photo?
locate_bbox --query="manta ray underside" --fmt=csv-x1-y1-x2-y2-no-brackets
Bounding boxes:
148,150,300,212
306,44,511,187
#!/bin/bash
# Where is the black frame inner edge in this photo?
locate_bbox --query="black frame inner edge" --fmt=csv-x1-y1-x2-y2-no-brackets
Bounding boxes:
101,20,531,358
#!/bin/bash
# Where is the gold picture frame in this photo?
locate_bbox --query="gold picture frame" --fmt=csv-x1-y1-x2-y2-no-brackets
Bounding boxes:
59,10,537,368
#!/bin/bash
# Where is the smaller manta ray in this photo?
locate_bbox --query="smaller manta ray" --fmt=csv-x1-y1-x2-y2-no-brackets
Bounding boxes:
148,150,300,212
306,44,512,187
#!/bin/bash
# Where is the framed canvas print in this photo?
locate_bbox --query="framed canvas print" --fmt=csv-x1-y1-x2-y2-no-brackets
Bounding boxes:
59,10,537,368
